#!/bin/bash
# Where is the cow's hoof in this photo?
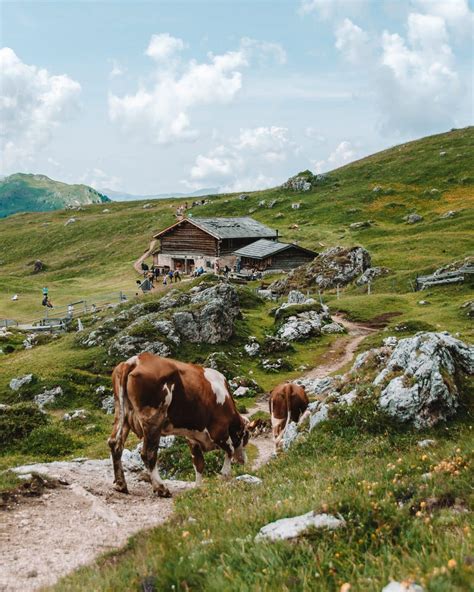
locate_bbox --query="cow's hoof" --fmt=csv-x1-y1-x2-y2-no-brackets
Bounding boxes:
113,482,129,494
154,486,172,498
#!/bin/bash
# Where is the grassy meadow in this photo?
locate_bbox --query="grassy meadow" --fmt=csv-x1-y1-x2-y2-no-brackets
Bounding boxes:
0,128,473,591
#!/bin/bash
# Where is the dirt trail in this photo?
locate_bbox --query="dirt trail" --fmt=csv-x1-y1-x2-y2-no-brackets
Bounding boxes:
302,314,376,379
0,315,375,591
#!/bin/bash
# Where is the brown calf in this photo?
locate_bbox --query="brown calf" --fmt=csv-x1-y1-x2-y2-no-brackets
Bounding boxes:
269,382,309,451
108,352,249,497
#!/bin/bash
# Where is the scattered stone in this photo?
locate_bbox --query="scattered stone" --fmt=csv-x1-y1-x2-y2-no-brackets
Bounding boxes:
238,194,248,200
372,185,383,193
440,210,457,219
261,358,289,372
439,151,446,157
418,300,428,305
291,202,301,209
382,582,424,592
277,310,323,342
295,376,335,396
417,439,436,448
404,213,423,224
287,290,307,305
281,421,299,450
349,221,372,230
255,512,345,542
102,208,110,213
142,203,153,209
309,402,329,430
9,374,34,391
34,386,63,409
233,386,250,398
258,200,266,207
430,188,439,195
235,474,262,485
321,322,345,334
244,337,260,357
64,217,77,226
63,409,88,421
101,395,115,414
356,266,390,285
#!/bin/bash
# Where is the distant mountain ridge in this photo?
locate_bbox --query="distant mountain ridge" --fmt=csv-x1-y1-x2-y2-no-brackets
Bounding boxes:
102,186,219,201
0,173,110,218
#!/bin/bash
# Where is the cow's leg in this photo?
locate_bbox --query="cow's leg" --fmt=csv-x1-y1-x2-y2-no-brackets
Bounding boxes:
108,422,130,493
141,426,171,498
187,441,205,486
271,416,286,453
217,438,234,479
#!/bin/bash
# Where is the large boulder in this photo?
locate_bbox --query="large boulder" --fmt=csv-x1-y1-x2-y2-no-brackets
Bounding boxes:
301,332,474,433
270,246,372,294
375,332,473,428
277,310,323,342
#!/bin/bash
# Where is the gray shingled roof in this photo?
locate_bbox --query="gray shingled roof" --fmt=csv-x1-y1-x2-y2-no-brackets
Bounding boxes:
234,239,316,259
189,217,277,239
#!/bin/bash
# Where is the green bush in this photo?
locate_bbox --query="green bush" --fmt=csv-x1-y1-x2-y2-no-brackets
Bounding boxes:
21,425,77,457
0,403,49,449
159,438,223,480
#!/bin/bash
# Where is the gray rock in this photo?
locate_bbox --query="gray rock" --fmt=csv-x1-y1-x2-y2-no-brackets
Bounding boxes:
417,439,436,448
233,386,250,398
101,395,115,414
440,210,457,219
172,311,200,342
350,221,372,230
255,512,345,542
277,310,323,342
34,386,63,409
281,421,299,450
64,217,77,226
295,376,335,396
321,322,345,334
9,374,34,391
244,338,260,357
282,175,312,191
356,266,390,285
287,290,307,304
309,402,329,430
404,213,423,224
63,409,88,421
376,332,474,428
238,194,248,200
235,474,262,485
382,583,424,592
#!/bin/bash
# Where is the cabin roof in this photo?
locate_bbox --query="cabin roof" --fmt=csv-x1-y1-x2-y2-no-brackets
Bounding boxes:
154,216,277,240
233,239,317,260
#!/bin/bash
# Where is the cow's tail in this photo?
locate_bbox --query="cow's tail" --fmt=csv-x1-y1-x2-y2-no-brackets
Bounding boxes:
114,356,138,441
285,385,292,428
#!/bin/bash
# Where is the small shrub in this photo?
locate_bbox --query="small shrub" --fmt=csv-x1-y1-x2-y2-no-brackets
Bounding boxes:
394,320,436,333
21,425,77,457
0,403,48,449
159,438,223,479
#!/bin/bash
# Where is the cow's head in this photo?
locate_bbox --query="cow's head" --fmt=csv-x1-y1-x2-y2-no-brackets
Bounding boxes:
232,415,250,465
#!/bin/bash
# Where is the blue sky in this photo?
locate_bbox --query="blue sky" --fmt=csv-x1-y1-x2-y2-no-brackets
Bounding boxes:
1,0,472,194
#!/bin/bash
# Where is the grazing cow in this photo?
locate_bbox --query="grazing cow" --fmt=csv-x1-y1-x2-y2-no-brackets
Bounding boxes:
108,352,249,497
269,382,309,451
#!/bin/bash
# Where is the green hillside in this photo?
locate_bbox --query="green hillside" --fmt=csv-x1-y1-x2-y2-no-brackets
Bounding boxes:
0,128,473,591
0,127,472,327
0,173,110,218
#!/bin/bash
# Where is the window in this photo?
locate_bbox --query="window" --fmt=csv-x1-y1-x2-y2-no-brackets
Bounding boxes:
206,260,212,268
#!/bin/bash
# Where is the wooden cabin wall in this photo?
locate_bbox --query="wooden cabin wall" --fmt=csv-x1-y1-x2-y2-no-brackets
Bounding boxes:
272,247,315,270
160,221,218,256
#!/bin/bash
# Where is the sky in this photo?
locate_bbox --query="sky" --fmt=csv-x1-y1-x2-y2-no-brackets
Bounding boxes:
0,0,472,195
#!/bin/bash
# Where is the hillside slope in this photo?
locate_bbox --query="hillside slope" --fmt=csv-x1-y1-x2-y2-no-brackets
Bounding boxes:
0,173,110,218
0,127,472,324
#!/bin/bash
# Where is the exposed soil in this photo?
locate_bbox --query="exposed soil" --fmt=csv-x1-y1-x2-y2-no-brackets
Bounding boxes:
0,314,376,591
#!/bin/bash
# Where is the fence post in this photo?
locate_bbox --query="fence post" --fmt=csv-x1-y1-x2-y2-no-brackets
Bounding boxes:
367,281,371,296
336,284,340,300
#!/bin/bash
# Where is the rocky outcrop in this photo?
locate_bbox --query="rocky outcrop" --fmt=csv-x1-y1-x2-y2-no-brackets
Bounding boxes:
281,171,327,192
34,386,63,409
302,332,474,432
269,246,372,294
356,266,390,285
9,374,34,391
404,213,423,224
277,310,324,341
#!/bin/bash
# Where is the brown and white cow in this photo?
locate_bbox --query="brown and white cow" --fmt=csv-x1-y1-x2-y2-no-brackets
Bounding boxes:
108,352,249,497
269,382,309,451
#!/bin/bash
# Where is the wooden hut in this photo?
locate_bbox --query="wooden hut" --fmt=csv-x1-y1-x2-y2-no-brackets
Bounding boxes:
233,239,317,272
152,217,277,273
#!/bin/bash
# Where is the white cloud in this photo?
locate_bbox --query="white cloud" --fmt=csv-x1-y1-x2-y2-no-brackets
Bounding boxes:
335,18,370,63
109,35,286,145
80,167,122,191
109,59,125,79
299,0,368,20
186,126,297,191
413,0,474,36
0,47,81,173
314,140,356,173
332,11,465,134
145,33,186,61
240,37,287,65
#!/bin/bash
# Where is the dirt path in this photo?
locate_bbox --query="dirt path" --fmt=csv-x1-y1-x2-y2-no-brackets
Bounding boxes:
302,314,376,379
0,315,375,591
